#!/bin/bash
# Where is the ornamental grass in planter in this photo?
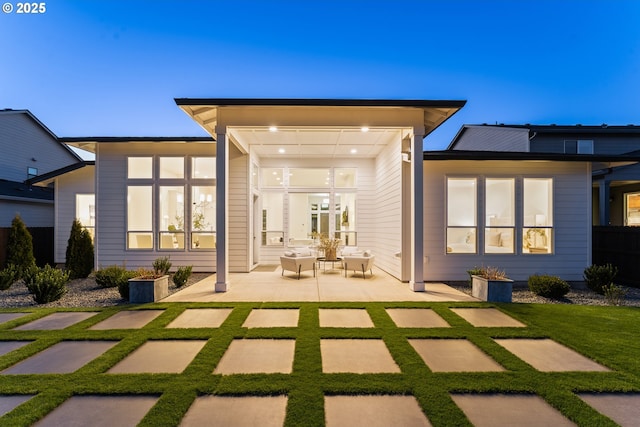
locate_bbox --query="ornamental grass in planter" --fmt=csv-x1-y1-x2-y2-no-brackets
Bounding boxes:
469,265,513,303
128,268,169,304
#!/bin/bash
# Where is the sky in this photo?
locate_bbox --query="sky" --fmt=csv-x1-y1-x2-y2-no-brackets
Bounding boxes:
2,0,639,151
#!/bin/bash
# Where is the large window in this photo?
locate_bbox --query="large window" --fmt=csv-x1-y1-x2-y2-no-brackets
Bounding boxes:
76,194,95,241
335,192,357,246
625,192,640,226
523,178,553,254
159,186,185,249
127,186,153,249
128,157,152,179
485,179,514,253
446,178,477,253
262,193,284,246
160,157,184,179
192,157,215,179
192,186,215,249
289,168,331,188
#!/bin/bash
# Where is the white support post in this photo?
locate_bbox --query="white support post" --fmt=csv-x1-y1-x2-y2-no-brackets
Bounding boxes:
215,129,229,292
410,131,425,291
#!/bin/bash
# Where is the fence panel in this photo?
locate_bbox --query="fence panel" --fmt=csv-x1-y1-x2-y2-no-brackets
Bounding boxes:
593,226,640,287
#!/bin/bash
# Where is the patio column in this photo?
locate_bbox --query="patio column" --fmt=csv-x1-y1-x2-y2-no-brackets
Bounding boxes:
598,179,611,226
215,127,229,291
410,130,425,291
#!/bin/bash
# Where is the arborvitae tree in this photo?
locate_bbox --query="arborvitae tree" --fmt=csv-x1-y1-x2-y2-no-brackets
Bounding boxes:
6,215,36,278
65,219,95,279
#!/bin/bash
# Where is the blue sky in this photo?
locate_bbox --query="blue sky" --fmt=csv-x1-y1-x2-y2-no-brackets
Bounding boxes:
2,0,639,150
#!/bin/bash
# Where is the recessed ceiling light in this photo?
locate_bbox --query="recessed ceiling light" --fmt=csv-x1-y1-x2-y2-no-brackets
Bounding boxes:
361,127,369,132
350,148,358,154
278,148,285,154
269,126,278,132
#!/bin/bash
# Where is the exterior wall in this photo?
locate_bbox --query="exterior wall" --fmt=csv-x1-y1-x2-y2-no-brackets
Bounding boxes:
423,160,591,282
0,111,78,182
373,137,402,279
0,199,53,227
451,126,529,152
95,142,217,272
228,143,250,272
53,166,95,264
530,133,640,154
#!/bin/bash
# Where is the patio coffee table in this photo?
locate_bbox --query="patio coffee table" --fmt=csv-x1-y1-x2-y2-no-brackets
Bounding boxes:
317,257,342,272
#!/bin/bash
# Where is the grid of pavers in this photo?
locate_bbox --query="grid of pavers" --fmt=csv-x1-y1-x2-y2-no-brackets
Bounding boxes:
0,305,637,426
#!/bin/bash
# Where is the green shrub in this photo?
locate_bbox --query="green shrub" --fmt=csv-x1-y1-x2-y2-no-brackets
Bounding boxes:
153,256,172,276
6,215,36,278
583,264,618,295
22,264,41,289
603,283,627,306
25,265,69,304
0,264,19,290
528,274,570,299
95,265,137,289
65,219,95,279
172,265,192,288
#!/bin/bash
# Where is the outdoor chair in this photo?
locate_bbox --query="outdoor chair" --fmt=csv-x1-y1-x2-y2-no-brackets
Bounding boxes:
280,251,317,280
343,252,375,279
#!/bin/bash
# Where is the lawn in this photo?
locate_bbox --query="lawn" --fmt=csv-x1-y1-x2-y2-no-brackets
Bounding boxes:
0,301,638,426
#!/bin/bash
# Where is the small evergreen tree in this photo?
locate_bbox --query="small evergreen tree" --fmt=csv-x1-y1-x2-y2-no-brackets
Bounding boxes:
6,215,36,278
65,219,95,279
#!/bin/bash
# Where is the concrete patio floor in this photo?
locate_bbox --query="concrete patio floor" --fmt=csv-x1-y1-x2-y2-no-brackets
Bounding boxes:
163,267,477,302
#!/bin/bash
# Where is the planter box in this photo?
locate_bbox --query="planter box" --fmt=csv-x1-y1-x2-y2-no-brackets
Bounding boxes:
471,275,513,303
129,275,169,303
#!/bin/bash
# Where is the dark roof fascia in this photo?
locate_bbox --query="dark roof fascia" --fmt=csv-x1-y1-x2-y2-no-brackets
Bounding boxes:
59,137,214,143
174,98,467,109
0,179,54,201
423,150,640,163
468,124,640,134
25,161,95,185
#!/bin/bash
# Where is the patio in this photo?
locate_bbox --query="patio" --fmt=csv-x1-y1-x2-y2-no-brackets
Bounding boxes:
162,266,477,303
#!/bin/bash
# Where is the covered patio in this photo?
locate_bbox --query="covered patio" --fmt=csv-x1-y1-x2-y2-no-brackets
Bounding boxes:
162,267,476,302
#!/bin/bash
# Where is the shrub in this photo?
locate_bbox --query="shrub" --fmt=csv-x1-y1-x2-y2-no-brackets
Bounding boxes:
173,265,193,288
65,219,95,279
25,265,69,304
583,264,618,295
0,264,19,291
603,283,627,306
6,215,36,278
95,265,136,289
153,256,172,276
22,264,41,289
470,265,508,280
528,274,570,299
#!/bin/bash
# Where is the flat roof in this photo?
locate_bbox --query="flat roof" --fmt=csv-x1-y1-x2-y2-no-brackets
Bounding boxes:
175,98,467,109
423,150,640,163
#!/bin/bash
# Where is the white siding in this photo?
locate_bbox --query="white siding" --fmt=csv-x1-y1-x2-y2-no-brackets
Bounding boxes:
452,126,530,152
0,199,53,227
373,137,402,279
423,160,591,282
229,144,250,272
54,166,95,263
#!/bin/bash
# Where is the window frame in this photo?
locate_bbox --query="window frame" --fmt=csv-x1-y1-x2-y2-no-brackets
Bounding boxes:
446,177,478,254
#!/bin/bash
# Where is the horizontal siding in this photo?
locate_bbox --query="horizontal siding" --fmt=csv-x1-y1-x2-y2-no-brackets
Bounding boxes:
0,199,53,227
229,144,249,272
452,126,529,152
423,160,591,282
531,134,640,155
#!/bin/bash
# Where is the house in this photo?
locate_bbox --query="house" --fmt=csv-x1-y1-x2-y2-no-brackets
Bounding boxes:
49,100,640,290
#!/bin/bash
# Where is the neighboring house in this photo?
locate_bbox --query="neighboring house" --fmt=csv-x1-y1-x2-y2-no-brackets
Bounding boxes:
0,109,82,227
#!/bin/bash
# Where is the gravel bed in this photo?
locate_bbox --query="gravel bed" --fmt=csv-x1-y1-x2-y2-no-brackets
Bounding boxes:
0,273,211,309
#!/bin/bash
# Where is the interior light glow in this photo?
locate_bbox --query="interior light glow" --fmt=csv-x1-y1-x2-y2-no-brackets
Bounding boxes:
269,126,278,132
350,148,357,154
278,148,285,154
361,127,369,132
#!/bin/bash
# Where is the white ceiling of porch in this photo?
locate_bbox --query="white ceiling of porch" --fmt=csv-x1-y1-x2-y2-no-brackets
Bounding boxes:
229,127,404,159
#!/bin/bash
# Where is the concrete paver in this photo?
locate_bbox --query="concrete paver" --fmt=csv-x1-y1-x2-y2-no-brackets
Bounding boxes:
0,313,27,325
166,308,233,328
108,340,206,374
451,394,576,427
409,339,505,372
577,393,640,427
13,312,97,330
0,341,31,357
214,339,295,374
494,338,610,372
325,395,432,427
33,395,158,427
1,341,118,374
451,308,526,327
385,308,450,328
0,395,34,417
321,339,400,373
180,395,287,427
243,309,299,328
89,310,164,330
319,309,374,328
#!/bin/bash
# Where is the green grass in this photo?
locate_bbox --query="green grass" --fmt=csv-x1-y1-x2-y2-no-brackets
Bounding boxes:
0,301,638,426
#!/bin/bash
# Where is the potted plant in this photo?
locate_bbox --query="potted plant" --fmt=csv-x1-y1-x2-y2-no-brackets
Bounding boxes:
469,265,513,302
128,257,172,303
319,234,341,261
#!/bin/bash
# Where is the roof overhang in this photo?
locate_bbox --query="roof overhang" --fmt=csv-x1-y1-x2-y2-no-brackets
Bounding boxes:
59,137,214,153
25,161,95,186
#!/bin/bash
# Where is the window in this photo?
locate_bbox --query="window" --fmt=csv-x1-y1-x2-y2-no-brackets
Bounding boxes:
289,168,331,188
261,168,284,187
192,157,215,179
335,192,357,246
335,168,357,188
128,157,152,179
160,157,184,179
485,179,514,253
192,186,215,249
127,186,153,249
564,140,594,154
262,193,284,246
289,193,329,245
625,192,640,226
523,178,553,254
76,194,95,241
27,167,38,179
446,178,477,253
159,186,185,249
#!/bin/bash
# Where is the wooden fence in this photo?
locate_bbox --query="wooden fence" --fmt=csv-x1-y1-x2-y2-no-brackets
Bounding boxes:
0,227,54,268
593,226,640,287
